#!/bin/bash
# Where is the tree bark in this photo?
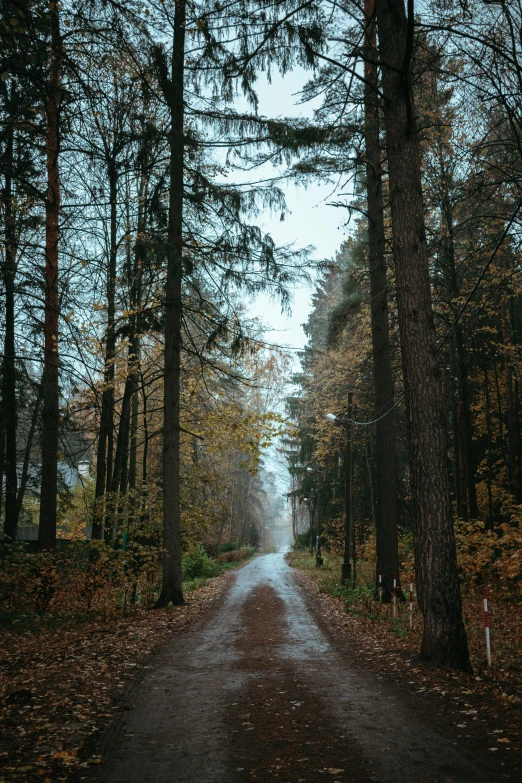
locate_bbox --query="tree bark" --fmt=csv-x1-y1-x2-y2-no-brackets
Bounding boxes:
364,0,401,602
449,348,465,518
111,336,139,497
92,160,118,540
0,416,5,528
484,363,495,530
442,192,478,518
501,298,520,501
155,0,186,606
374,0,471,670
128,381,139,492
38,5,62,550
2,98,19,541
457,394,469,521
141,371,148,487
457,342,478,518
113,166,145,503
17,382,43,523
494,360,506,472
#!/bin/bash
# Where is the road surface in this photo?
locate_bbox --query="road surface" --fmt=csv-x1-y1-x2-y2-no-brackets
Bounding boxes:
89,553,500,782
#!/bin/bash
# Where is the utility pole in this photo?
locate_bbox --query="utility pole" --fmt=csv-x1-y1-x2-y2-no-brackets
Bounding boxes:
341,392,353,584
308,493,315,554
307,466,324,568
315,484,323,568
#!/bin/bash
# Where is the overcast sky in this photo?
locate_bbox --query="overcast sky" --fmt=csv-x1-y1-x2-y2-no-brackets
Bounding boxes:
236,68,352,355
232,68,353,505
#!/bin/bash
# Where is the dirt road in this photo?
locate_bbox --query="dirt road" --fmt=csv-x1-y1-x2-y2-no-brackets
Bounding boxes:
88,553,504,783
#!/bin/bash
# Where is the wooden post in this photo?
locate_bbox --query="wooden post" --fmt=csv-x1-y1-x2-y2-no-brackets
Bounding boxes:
483,588,492,667
409,576,414,630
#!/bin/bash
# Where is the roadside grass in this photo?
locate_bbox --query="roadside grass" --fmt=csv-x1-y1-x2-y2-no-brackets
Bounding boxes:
182,546,255,593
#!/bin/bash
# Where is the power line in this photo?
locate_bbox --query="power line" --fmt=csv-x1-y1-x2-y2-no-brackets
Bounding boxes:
347,394,405,427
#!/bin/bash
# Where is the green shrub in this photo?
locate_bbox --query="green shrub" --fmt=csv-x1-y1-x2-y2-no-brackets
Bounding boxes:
293,528,313,550
182,545,222,580
221,540,240,553
345,583,374,605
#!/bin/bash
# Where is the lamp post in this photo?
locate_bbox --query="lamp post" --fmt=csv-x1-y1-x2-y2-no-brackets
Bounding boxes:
307,492,315,554
302,497,312,553
288,463,306,542
326,391,354,585
307,467,324,567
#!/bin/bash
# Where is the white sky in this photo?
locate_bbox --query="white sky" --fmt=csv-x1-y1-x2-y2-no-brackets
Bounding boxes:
236,69,351,354
232,69,353,506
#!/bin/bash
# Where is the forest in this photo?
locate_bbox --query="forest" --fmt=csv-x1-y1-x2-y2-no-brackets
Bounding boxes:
1,2,522,773
285,0,522,677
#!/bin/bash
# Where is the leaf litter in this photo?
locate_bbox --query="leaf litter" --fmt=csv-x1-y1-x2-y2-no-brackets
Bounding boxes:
0,573,232,782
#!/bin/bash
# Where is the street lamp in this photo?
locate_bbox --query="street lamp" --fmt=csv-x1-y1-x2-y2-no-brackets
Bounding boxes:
300,495,315,555
306,491,315,554
326,391,354,585
306,467,324,568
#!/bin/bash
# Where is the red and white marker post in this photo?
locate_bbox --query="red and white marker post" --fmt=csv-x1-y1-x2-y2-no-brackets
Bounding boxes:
378,574,383,604
483,588,492,667
409,576,414,630
393,572,397,618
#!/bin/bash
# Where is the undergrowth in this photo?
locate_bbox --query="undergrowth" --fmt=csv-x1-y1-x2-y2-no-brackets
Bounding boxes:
0,542,255,630
286,549,522,681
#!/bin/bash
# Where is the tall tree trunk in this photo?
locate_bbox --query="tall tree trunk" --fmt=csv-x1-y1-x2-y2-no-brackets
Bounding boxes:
484,364,495,530
105,165,117,493
128,383,138,492
444,208,478,518
240,474,253,546
364,0,401,602
155,0,186,606
2,100,19,541
457,396,469,521
514,374,522,498
441,353,458,507
364,430,376,538
493,360,507,474
17,382,43,523
116,164,145,499
111,336,139,497
501,298,520,501
449,350,465,518
92,162,118,540
374,0,471,670
141,372,148,487
457,339,478,517
0,417,5,528
38,5,62,550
